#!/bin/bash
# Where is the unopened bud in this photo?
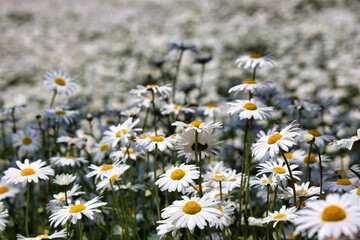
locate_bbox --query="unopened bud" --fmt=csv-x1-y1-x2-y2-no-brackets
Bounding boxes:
86,113,93,121
175,126,184,134
145,189,152,197
303,132,315,144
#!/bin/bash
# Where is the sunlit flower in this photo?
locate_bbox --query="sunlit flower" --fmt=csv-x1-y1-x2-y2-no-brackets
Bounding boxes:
12,128,41,154
172,120,223,134
57,136,85,148
110,147,140,163
283,182,320,201
49,197,107,227
86,163,130,181
212,201,235,230
130,84,172,98
91,142,111,163
257,159,302,185
47,184,85,213
44,107,79,125
155,164,199,193
17,229,66,239
141,135,177,152
227,99,273,120
160,103,194,116
228,80,270,95
50,156,87,167
200,103,223,119
0,202,8,232
102,117,141,147
53,173,76,187
161,195,222,233
235,53,274,69
250,174,277,191
332,129,360,150
262,206,298,227
43,70,76,95
299,129,335,149
323,177,358,192
0,179,20,201
294,194,360,240
3,159,54,187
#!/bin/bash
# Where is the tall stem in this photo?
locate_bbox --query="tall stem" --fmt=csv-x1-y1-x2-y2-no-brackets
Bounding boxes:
25,183,30,236
78,220,83,240
279,149,297,204
305,143,313,183
151,90,157,135
49,90,57,108
11,108,17,133
194,131,203,196
314,143,323,199
154,144,161,221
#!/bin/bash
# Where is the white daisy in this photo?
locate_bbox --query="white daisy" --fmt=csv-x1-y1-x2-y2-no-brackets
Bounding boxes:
160,103,194,116
262,205,298,227
228,80,270,95
57,136,85,148
257,159,302,185
142,135,177,152
0,202,8,231
53,173,76,187
172,120,223,134
50,156,88,167
95,169,126,193
212,201,235,230
350,186,360,199
110,147,140,163
323,177,359,193
16,229,66,239
176,130,222,163
44,107,79,125
155,164,199,193
91,142,111,163
161,195,222,233
130,84,172,98
47,184,85,213
235,53,275,69
200,103,223,119
43,70,76,95
86,163,130,181
294,193,360,240
295,153,330,169
299,129,335,149
252,121,300,161
156,219,178,239
49,196,107,227
0,179,21,200
332,129,360,150
3,159,54,187
12,128,41,154
250,174,278,191
102,117,141,147
227,99,273,120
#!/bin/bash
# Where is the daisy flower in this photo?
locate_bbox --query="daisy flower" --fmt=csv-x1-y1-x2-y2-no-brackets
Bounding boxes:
142,135,177,152
176,130,222,163
44,107,79,125
186,183,211,196
252,121,300,161
160,103,194,116
17,229,66,239
156,219,178,239
235,53,275,69
0,179,21,200
43,70,76,95
161,195,222,233
172,120,223,134
350,186,360,199
228,80,270,95
53,173,76,187
57,136,85,148
95,169,126,193
200,103,223,119
332,129,360,150
299,129,335,149
155,164,199,193
283,182,320,201
3,159,54,187
130,84,172,98
223,170,243,192
86,163,130,181
50,156,88,167
294,193,360,240
212,201,235,230
49,196,107,227
102,117,141,147
296,153,330,169
257,159,302,185
91,142,111,163
110,147,140,163
205,168,236,184
323,177,358,192
0,202,8,231
47,184,85,213
227,99,273,120
12,128,41,154
250,174,277,191
262,205,298,227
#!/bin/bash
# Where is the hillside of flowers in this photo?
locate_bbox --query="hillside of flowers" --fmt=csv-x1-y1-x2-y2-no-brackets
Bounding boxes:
1,1,360,240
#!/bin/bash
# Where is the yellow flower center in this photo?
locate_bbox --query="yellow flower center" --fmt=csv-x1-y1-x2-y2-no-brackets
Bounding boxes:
261,179,274,184
229,178,236,182
190,120,203,128
356,186,360,195
207,103,219,108
307,129,322,137
214,174,226,179
110,174,119,182
22,136,33,145
268,133,282,144
183,201,202,214
21,168,35,176
303,155,317,164
333,169,346,174
321,205,346,221
0,187,8,194
64,156,74,159
173,105,183,110
106,119,115,125
243,103,257,110
243,80,257,84
296,190,307,195
147,84,158,88
150,136,165,142
193,185,203,191
274,213,286,220
37,234,49,238
69,204,86,213
281,152,293,160
115,129,127,138
100,144,109,152
249,53,262,58
273,167,286,174
215,206,223,212
170,169,186,180
122,149,134,155
55,110,66,115
54,77,66,86
59,196,65,202
101,164,113,171
336,178,352,185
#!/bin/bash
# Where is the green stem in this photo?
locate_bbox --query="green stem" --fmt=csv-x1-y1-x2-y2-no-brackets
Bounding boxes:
272,185,278,210
305,143,313,183
244,118,252,239
25,183,30,236
151,90,157,135
194,131,203,196
219,181,223,202
11,108,17,133
78,220,83,240
49,90,57,108
279,149,297,204
154,144,161,221
314,143,323,199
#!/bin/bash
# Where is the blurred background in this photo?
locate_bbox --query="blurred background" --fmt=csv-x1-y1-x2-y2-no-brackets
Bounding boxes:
1,0,360,121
